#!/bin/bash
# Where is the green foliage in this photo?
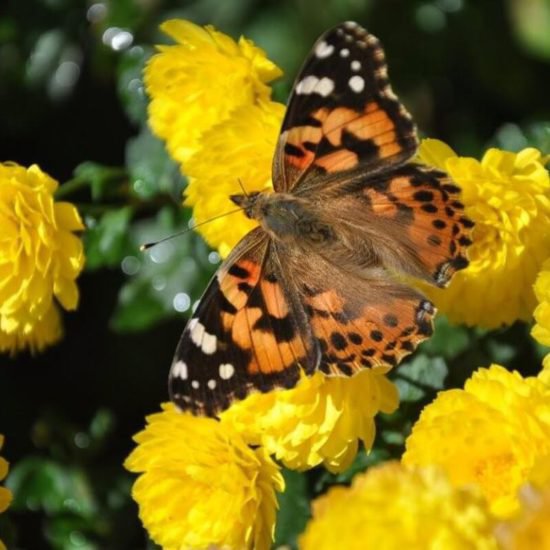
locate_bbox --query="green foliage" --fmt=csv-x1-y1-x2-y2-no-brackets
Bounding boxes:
274,469,310,548
83,206,134,270
126,127,185,200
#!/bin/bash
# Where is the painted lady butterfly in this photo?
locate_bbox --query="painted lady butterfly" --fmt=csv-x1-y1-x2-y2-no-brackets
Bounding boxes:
169,22,473,416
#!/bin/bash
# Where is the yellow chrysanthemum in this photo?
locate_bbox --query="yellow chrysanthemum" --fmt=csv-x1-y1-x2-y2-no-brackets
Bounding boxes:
403,364,550,518
0,435,12,550
0,162,85,354
540,353,550,385
184,101,284,257
418,140,550,328
0,303,62,355
533,258,550,347
145,19,282,166
496,485,550,550
299,462,497,550
496,453,550,550
222,369,398,473
125,403,284,550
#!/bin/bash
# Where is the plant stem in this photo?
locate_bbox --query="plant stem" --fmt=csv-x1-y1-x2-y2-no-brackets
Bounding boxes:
54,176,90,199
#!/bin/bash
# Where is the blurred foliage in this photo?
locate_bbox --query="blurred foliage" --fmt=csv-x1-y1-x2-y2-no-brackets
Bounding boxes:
0,0,549,548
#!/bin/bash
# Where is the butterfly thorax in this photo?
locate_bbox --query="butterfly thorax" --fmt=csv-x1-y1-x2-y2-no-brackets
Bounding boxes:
230,191,335,245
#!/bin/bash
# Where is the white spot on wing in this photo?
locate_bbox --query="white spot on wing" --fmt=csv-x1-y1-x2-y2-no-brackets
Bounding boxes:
189,319,217,355
316,77,334,96
219,363,235,380
351,60,361,71
191,380,200,389
296,76,334,97
340,48,350,57
315,40,334,58
172,361,188,380
207,379,217,390
296,75,319,95
201,332,217,355
349,75,365,93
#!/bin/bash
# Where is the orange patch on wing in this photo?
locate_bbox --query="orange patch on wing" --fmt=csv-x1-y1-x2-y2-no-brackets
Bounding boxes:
261,280,289,319
308,290,346,312
247,333,308,375
364,189,399,216
378,142,401,158
231,307,262,350
284,125,323,170
315,149,359,172
219,259,262,310
347,111,395,140
322,107,358,146
286,152,314,170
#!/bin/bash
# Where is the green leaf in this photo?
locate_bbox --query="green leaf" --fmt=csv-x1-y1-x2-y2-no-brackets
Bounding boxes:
45,515,97,550
72,162,126,202
491,121,550,153
509,0,550,60
125,126,184,200
88,409,116,443
7,457,97,518
418,315,470,359
485,338,518,363
83,206,133,270
274,469,310,548
111,207,215,332
394,355,448,402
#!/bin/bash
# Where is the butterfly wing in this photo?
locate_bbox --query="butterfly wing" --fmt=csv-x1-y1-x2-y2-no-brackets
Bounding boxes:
169,228,319,416
315,163,473,288
273,21,417,192
274,242,435,376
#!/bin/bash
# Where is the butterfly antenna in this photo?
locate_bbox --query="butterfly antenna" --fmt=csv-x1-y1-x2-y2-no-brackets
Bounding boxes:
140,207,244,251
237,178,249,197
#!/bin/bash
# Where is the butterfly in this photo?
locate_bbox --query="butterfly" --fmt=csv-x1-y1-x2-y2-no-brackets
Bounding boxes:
169,21,473,417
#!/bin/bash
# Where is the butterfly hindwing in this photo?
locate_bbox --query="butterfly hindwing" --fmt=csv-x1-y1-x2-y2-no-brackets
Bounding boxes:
273,21,418,192
169,228,319,416
274,244,435,375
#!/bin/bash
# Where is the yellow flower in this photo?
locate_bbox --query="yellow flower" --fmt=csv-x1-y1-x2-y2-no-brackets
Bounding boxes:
125,403,284,550
299,462,497,550
403,364,550,518
184,101,284,257
540,353,550,385
222,369,398,473
0,163,85,354
496,485,550,550
0,303,62,355
533,258,550,347
418,140,550,328
0,435,12,550
496,454,550,549
145,19,282,167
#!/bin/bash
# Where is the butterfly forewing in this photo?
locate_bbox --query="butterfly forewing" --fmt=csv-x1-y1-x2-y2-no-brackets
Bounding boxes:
273,21,418,193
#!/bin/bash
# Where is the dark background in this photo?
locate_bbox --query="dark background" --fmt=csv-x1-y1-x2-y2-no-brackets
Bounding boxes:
1,0,549,548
